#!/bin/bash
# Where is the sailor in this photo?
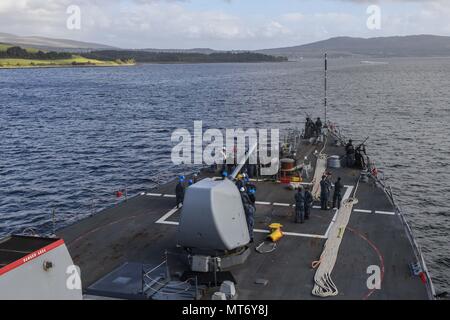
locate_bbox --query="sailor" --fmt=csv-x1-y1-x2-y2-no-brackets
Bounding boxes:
315,117,323,137
240,187,255,243
345,139,355,167
304,117,315,139
235,174,245,190
221,170,228,180
220,147,227,172
248,163,256,178
332,177,343,209
188,179,194,186
246,184,257,205
354,145,366,169
345,139,353,153
193,173,199,184
304,186,313,220
175,176,185,208
243,173,250,186
320,175,331,210
295,187,306,223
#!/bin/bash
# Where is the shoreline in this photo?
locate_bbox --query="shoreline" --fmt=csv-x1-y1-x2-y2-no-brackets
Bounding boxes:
0,60,289,69
0,63,136,70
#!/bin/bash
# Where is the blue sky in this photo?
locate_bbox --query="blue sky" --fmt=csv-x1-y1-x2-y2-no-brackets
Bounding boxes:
0,0,448,49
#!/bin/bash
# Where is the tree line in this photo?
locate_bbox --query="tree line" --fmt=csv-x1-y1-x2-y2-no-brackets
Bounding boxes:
0,46,72,60
82,50,288,63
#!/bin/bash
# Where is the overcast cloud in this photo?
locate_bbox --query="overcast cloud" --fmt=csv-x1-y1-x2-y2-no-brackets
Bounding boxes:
0,0,450,49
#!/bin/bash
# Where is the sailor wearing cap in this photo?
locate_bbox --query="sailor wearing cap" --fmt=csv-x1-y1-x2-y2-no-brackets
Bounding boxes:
295,186,306,223
175,176,185,208
240,186,255,243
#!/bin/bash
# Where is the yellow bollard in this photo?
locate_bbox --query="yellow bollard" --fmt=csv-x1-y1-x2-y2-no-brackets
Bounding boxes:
268,223,284,242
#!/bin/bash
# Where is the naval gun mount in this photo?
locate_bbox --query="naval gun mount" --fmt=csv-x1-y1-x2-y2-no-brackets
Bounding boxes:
177,178,251,273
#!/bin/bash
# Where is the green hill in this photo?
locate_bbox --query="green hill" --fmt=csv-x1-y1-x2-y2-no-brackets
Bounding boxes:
0,44,134,68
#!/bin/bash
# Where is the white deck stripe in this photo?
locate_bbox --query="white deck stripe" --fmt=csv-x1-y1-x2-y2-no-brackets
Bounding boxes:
354,209,372,213
146,193,163,197
155,207,179,224
253,228,270,234
255,201,271,205
324,186,354,238
324,210,339,238
157,221,180,226
375,210,396,215
342,186,354,205
163,194,176,198
253,229,326,239
282,231,327,239
273,202,291,207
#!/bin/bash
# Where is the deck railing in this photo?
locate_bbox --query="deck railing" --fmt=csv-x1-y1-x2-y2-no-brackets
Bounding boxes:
328,122,436,299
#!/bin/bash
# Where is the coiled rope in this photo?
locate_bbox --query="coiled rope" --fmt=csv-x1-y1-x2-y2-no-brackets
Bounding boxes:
311,197,359,297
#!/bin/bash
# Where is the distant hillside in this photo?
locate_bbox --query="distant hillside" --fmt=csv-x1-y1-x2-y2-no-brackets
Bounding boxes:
83,50,287,63
257,35,450,59
139,48,218,54
4,33,450,60
0,32,116,52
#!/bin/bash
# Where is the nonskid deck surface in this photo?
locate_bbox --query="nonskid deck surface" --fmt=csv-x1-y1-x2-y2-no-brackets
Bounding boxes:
57,133,429,300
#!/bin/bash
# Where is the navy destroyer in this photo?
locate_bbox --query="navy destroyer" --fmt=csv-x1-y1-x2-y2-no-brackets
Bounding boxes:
0,55,435,300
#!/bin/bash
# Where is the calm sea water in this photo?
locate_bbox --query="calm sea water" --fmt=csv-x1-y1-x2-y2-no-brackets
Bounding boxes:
0,58,449,293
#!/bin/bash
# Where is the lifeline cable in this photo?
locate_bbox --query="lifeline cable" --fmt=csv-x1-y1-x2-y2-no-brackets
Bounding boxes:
255,241,277,254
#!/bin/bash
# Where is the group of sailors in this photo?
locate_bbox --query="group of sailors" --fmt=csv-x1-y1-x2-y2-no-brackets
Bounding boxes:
176,163,347,243
345,139,367,169
304,117,323,139
319,173,344,211
294,173,344,224
294,186,313,224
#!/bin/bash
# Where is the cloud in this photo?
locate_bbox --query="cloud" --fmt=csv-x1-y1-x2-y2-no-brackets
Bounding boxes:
0,0,450,49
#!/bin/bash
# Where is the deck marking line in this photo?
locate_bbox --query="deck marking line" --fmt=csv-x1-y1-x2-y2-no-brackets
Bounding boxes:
324,211,339,239
163,194,176,198
354,209,372,214
255,201,271,205
155,207,179,224
157,221,179,226
254,228,326,239
324,186,354,238
146,193,163,197
375,210,396,216
273,202,291,207
282,231,327,239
